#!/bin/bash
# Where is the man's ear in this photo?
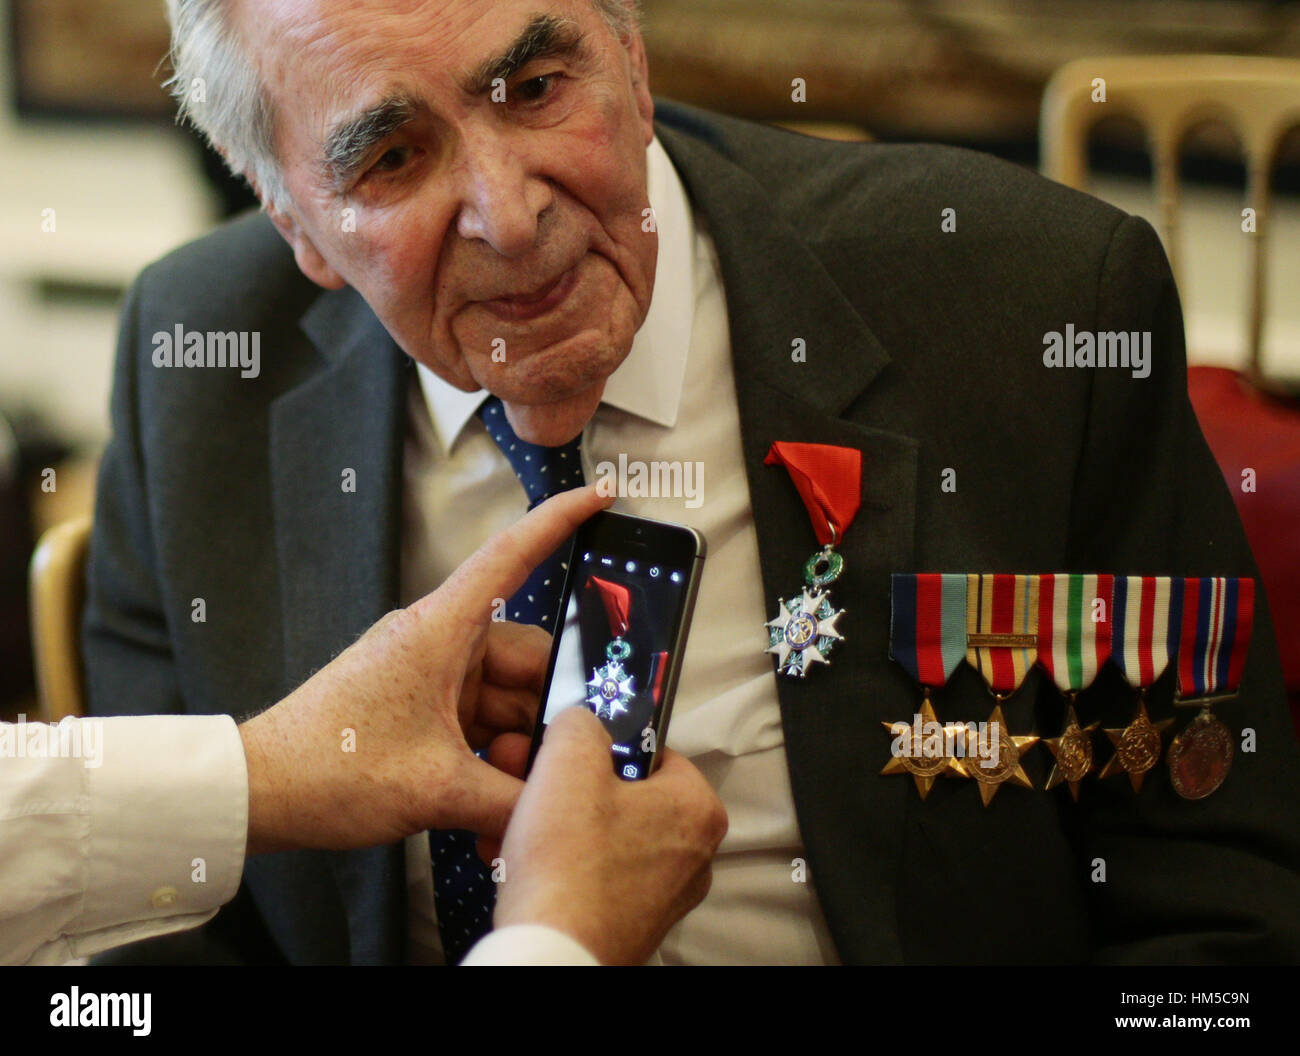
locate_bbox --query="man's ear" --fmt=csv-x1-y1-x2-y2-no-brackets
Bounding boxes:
622,29,655,145
265,203,348,291
214,140,347,291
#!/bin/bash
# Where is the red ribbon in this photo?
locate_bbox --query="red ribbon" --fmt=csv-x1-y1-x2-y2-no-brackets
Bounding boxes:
586,576,631,637
649,651,668,704
763,442,862,546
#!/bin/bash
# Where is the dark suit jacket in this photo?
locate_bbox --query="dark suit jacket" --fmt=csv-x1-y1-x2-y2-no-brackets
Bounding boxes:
84,99,1300,964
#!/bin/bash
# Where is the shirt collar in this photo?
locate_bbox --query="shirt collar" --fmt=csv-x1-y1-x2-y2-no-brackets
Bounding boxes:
417,134,696,454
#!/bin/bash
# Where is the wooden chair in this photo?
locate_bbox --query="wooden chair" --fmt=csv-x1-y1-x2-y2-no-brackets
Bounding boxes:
28,517,92,722
1041,54,1300,394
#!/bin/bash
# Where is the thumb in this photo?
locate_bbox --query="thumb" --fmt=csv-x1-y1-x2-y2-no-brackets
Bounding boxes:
445,757,527,838
487,732,533,779
415,485,612,628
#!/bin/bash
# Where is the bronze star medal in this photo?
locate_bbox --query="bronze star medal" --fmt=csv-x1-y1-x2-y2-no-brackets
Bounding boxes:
1044,701,1099,801
1035,575,1112,799
1099,697,1173,792
881,696,970,800
961,703,1039,806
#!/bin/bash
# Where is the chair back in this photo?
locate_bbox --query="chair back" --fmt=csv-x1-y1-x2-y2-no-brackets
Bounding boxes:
28,516,92,722
1041,55,1300,388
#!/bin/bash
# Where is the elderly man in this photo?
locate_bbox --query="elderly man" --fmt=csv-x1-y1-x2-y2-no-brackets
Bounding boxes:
85,0,1300,964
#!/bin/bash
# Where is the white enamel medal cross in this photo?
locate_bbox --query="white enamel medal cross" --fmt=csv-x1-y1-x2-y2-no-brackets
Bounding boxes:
587,636,636,719
765,546,846,678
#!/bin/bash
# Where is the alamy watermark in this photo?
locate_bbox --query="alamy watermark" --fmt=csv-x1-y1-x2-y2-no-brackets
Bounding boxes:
889,714,1002,768
0,715,102,769
152,325,261,379
50,987,150,1036
1042,325,1151,379
595,454,704,509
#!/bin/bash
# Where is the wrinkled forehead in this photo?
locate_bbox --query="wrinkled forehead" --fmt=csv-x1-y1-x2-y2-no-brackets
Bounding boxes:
237,0,595,152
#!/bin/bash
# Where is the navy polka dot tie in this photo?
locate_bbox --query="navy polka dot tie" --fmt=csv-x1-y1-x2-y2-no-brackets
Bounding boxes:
429,395,586,964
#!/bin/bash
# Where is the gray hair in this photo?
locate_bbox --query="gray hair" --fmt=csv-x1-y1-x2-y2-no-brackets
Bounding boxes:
164,0,642,214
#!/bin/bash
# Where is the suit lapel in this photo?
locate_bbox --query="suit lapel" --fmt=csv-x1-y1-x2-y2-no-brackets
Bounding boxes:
273,285,407,689
271,283,409,964
659,116,920,963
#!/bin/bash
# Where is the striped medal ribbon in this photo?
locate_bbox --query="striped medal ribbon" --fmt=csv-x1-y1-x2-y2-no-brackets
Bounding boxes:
1037,573,1114,798
1168,577,1255,800
890,573,968,689
961,574,1040,805
1099,577,1182,792
884,574,969,799
966,573,1040,694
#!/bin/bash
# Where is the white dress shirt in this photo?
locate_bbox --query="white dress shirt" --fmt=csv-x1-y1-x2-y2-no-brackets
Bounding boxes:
401,136,839,965
0,716,596,966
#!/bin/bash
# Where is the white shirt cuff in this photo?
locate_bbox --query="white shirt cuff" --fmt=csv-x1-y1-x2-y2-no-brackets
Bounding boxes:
461,924,601,966
70,714,247,959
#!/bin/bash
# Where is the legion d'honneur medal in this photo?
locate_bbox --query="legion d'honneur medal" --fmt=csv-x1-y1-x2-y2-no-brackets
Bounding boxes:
1168,577,1254,800
762,442,861,678
884,574,970,799
1037,573,1113,800
584,575,636,720
963,574,1041,806
1100,576,1179,792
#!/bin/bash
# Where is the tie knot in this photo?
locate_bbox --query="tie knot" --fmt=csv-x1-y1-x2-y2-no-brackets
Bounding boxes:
477,396,585,507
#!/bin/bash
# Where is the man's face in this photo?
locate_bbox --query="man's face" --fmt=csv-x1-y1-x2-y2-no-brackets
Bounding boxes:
238,0,658,444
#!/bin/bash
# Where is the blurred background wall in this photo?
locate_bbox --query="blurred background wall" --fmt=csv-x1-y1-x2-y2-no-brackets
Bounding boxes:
2,0,1299,722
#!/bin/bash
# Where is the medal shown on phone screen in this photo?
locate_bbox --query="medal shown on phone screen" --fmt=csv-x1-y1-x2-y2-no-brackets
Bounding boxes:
528,513,706,781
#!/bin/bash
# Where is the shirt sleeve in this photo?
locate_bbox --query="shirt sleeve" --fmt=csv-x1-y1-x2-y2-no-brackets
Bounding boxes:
0,714,248,965
461,924,601,966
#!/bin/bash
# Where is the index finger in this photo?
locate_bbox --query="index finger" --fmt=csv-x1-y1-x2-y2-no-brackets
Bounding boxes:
527,706,617,784
414,484,612,626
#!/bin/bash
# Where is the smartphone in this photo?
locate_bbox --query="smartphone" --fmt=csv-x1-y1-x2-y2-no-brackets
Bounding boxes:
526,511,706,780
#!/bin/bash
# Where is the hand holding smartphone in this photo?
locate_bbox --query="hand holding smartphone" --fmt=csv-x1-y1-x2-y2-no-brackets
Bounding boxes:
526,511,706,780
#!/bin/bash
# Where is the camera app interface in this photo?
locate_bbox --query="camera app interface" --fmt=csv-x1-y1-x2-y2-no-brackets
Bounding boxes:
542,548,689,779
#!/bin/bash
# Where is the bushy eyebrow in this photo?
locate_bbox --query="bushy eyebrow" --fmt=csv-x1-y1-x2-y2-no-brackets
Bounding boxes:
462,14,589,97
319,15,590,192
322,93,421,190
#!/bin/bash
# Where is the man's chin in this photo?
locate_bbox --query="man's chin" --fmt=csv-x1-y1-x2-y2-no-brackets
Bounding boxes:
501,383,606,447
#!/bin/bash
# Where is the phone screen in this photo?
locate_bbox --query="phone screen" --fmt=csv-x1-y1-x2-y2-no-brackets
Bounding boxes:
532,514,704,780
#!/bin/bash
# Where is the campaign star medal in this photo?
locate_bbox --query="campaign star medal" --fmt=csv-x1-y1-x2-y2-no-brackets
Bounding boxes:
584,576,636,720
1099,695,1172,791
962,573,1041,805
1167,577,1254,800
884,574,970,799
1043,700,1099,799
962,703,1039,806
1037,573,1113,800
1104,576,1181,792
881,696,971,798
762,442,861,678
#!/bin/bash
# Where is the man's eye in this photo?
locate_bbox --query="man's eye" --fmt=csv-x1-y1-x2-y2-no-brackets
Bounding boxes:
370,147,411,175
513,73,558,104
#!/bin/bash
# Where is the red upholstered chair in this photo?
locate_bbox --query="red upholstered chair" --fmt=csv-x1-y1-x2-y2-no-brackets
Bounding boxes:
1042,56,1300,738
1187,368,1300,739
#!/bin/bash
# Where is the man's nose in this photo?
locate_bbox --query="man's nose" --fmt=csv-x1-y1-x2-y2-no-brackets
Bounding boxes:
454,132,553,258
